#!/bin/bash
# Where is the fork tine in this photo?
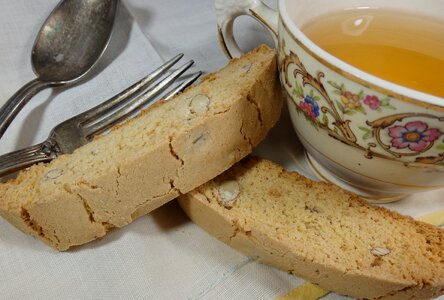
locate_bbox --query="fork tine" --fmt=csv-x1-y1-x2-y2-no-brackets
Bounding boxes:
163,71,202,100
82,60,197,137
79,53,184,124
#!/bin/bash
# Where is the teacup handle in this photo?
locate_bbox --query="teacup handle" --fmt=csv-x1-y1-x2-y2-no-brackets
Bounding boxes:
215,0,278,58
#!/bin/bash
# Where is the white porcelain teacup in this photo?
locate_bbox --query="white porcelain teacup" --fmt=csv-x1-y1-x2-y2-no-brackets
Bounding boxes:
215,0,444,202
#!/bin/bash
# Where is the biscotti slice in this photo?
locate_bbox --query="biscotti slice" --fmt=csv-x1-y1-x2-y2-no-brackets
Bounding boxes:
0,45,283,251
178,157,444,300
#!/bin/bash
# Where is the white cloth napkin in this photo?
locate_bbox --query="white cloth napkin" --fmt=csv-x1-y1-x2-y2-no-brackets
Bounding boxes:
0,1,442,299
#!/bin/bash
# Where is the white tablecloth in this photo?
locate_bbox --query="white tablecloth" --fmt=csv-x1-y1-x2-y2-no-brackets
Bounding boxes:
0,1,442,299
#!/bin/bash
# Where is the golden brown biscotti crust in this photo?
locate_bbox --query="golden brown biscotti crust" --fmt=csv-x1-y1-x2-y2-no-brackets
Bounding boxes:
0,45,283,251
178,156,444,300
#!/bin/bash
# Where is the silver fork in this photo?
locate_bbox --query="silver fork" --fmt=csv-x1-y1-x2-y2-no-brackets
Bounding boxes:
0,54,201,177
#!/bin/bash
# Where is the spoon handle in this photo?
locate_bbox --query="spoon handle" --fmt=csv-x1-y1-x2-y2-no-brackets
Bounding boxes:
0,78,52,139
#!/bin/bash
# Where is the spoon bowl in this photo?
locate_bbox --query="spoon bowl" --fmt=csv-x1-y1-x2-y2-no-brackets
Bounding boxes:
0,0,119,139
32,0,119,83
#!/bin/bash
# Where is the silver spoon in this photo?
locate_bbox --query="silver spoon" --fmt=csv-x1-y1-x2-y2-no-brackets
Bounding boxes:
0,0,119,139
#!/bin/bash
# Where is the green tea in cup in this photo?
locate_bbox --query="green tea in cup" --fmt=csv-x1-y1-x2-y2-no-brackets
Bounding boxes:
301,8,444,98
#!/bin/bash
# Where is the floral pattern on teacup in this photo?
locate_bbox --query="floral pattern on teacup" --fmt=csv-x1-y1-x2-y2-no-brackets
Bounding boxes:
388,121,442,152
299,95,320,121
328,81,396,115
278,39,444,165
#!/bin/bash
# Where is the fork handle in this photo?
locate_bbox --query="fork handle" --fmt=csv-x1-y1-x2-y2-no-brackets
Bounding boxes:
0,78,53,140
0,141,58,177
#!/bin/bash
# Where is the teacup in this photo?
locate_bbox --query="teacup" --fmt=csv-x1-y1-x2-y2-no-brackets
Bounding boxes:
215,0,444,201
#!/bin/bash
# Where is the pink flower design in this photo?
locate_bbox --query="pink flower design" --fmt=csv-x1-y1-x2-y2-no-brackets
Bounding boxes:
388,121,442,152
363,95,381,110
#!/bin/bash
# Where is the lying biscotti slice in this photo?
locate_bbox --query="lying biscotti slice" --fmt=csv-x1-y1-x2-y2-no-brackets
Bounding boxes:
178,157,444,300
0,45,283,251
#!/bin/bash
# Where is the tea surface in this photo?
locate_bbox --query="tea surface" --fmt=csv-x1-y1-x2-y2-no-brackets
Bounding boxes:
301,8,444,98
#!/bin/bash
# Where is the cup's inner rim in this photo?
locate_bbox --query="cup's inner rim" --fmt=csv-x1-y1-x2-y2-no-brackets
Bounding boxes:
279,0,444,107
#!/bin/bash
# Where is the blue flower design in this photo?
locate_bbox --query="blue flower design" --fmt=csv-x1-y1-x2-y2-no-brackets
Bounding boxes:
299,95,320,120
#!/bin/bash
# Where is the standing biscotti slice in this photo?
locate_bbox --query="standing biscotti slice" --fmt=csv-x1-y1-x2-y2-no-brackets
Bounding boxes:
178,157,444,300
0,45,283,251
